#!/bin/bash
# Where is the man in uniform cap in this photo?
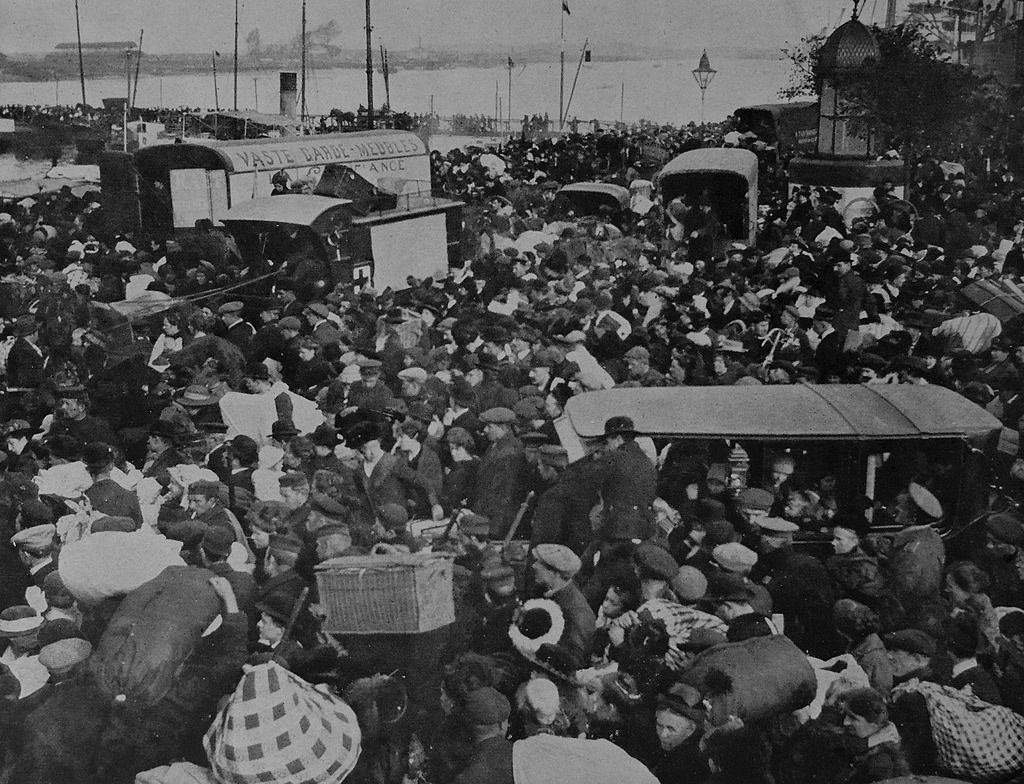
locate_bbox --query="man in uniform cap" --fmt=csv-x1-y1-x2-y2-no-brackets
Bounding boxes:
454,686,514,784
12,524,57,611
531,543,595,667
472,408,529,539
579,416,658,543
218,301,255,355
754,515,837,657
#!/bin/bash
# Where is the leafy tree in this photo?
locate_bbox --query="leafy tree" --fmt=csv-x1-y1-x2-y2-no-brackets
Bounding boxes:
782,23,1007,187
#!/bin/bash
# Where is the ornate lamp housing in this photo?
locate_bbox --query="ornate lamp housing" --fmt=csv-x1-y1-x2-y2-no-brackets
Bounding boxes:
816,18,881,158
692,49,717,91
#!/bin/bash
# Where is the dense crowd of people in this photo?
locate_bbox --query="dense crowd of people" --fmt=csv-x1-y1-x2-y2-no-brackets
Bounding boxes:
1,112,1024,784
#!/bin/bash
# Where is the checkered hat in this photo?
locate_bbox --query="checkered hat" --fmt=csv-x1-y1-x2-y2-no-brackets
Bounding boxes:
205,662,361,784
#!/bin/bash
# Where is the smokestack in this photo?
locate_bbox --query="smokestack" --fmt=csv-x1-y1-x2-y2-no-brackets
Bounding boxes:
279,72,298,117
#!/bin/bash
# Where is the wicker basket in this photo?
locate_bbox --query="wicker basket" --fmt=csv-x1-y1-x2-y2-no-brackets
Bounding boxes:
315,552,455,634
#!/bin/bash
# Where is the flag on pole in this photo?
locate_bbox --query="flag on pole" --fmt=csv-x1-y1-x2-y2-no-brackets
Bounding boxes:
562,0,570,14
584,49,591,62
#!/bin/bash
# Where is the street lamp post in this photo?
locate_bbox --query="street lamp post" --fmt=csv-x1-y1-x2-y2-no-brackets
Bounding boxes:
692,49,716,124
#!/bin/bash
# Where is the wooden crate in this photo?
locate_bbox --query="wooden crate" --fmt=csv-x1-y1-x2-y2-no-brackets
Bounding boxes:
315,552,455,634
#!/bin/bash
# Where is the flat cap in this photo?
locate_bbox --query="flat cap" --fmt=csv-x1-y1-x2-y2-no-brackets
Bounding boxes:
11,524,55,551
987,512,1024,546
397,367,429,384
883,628,936,657
624,345,650,360
735,487,774,511
463,686,511,725
201,525,235,558
534,543,582,576
278,471,310,489
357,357,383,370
305,302,331,318
634,542,679,581
671,565,708,602
513,396,546,420
277,316,302,331
459,512,491,538
713,542,758,572
758,517,799,534
38,638,92,672
536,444,568,466
480,407,516,425
704,518,737,547
217,301,244,314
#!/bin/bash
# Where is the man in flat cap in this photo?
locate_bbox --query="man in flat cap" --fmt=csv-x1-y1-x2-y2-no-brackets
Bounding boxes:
304,302,344,348
623,345,669,387
970,512,1024,608
345,358,397,412
473,407,530,539
218,300,255,356
454,686,514,784
531,543,596,667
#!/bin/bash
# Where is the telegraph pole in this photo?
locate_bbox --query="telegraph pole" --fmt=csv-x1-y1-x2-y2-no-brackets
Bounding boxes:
559,2,565,128
233,0,239,109
301,0,308,119
365,0,374,128
74,0,87,106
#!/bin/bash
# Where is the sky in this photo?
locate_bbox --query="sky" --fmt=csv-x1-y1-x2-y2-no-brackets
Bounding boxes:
1,0,847,56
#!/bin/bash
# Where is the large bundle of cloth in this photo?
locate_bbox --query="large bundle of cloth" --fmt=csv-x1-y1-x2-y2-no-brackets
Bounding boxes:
89,566,221,705
59,529,185,605
205,661,362,784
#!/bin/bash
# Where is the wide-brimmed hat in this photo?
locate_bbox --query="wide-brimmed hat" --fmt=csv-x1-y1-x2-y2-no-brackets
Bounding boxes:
176,385,219,407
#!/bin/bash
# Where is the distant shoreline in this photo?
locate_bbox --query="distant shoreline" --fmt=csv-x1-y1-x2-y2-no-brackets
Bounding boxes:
0,49,783,85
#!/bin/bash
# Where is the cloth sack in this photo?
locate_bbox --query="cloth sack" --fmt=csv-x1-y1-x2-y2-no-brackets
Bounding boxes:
59,529,185,605
680,634,817,722
89,566,220,706
893,679,1024,782
204,661,361,784
512,735,658,784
